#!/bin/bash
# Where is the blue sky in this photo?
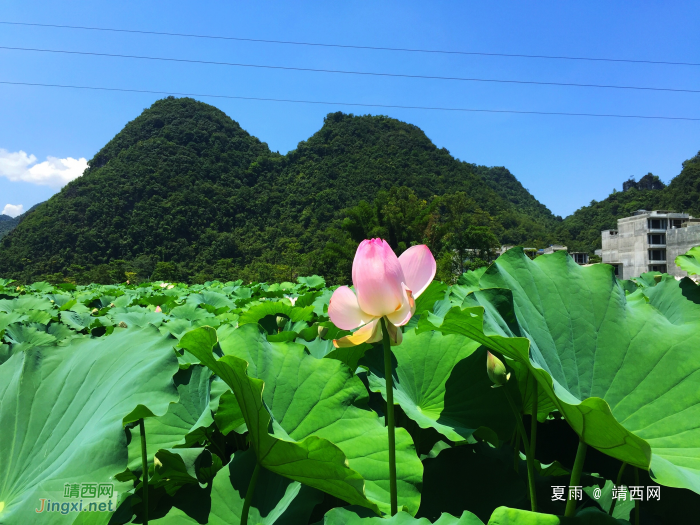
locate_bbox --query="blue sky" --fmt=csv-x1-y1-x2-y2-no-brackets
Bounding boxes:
1,1,698,218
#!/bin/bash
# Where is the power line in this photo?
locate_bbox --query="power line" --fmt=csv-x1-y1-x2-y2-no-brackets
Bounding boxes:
2,46,698,94
1,20,698,67
1,80,698,121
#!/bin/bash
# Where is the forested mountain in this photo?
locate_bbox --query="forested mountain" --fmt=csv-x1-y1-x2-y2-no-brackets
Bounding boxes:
0,97,558,284
0,203,43,240
557,153,700,253
0,214,18,239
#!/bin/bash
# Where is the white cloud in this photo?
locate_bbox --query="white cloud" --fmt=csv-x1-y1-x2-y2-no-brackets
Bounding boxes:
0,149,88,188
2,204,24,217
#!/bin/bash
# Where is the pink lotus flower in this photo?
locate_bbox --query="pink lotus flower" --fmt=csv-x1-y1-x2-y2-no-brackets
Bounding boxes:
155,305,162,313
329,239,436,348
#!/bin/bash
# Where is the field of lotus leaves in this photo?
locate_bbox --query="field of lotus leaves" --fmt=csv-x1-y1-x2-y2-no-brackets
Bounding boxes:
2,247,700,525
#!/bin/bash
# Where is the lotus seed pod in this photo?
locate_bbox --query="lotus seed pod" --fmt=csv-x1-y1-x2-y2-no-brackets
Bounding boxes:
118,321,128,328
91,308,99,314
276,316,287,328
486,351,511,388
318,325,329,338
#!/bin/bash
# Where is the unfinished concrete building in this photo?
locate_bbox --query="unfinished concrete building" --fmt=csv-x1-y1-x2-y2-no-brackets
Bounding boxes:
601,210,700,279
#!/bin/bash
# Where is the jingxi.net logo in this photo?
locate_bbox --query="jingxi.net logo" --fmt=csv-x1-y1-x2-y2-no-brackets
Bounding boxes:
35,483,117,515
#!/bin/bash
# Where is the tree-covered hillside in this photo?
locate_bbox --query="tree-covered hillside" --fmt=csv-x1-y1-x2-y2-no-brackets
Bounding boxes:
0,214,17,239
557,153,700,253
1,97,696,283
0,203,43,240
0,98,559,284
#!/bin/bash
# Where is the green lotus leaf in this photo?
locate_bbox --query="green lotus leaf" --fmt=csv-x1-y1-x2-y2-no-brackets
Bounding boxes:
46,293,74,309
451,268,488,304
213,390,246,435
486,506,625,524
298,275,327,289
510,359,557,423
149,448,203,495
70,510,113,525
148,448,223,496
0,343,10,364
60,310,96,331
109,309,165,328
582,480,633,521
161,318,196,340
0,296,54,313
35,322,77,346
295,324,370,371
28,282,54,293
421,248,700,494
362,329,518,443
183,326,382,514
127,365,224,472
414,281,448,314
170,303,215,321
238,301,315,326
319,507,484,524
0,311,28,331
0,326,179,522
217,323,424,514
3,323,56,351
187,291,235,311
153,448,323,524
675,245,700,275
25,309,53,325
312,288,333,317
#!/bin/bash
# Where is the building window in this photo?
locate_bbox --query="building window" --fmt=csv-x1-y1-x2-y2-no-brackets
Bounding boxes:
612,264,620,277
671,219,683,229
572,253,588,264
648,218,667,230
648,233,666,245
649,249,666,261
650,264,667,273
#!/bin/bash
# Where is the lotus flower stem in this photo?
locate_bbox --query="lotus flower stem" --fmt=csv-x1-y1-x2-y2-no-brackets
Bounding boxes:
608,461,627,516
503,388,536,512
530,374,538,460
565,439,588,517
241,462,261,525
139,419,149,525
380,317,398,515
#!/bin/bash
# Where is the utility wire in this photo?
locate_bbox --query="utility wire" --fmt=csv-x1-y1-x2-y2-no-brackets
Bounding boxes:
2,80,698,121
2,46,698,94
1,20,698,67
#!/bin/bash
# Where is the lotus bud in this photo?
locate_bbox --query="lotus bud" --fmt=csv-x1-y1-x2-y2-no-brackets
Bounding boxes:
16,286,21,291
276,316,287,329
318,325,329,339
486,351,511,388
155,305,162,313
